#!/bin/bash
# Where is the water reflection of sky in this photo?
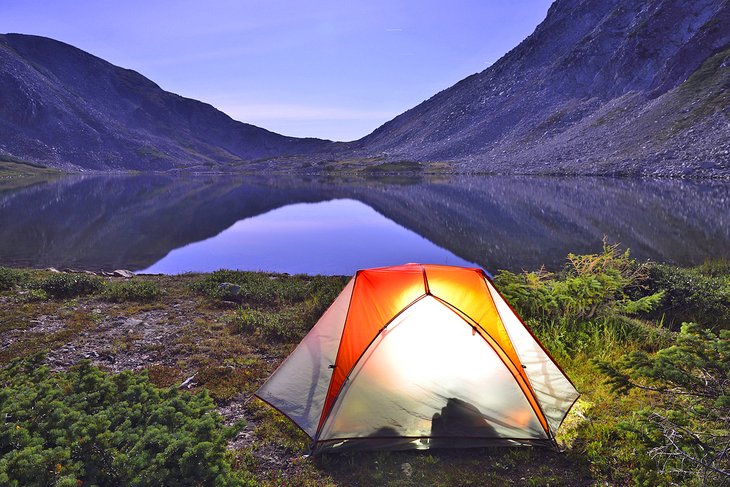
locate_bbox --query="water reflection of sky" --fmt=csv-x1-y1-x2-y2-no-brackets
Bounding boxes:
140,199,477,275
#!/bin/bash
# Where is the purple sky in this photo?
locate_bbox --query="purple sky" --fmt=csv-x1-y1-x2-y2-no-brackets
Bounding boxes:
2,0,553,141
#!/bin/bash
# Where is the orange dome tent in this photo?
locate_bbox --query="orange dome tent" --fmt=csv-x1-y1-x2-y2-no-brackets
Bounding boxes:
255,264,579,452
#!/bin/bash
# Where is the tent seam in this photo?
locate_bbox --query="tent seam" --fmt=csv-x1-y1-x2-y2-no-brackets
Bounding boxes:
421,264,430,294
431,295,551,439
315,292,429,444
483,282,556,438
314,272,361,439
255,276,356,438
483,271,580,391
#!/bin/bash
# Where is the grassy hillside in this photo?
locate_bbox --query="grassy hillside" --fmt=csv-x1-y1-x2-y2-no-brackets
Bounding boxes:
0,160,64,191
0,247,727,485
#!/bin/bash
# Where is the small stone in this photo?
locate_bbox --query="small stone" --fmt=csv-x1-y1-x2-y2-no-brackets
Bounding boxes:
401,462,412,477
113,269,135,278
124,318,143,327
45,267,60,273
218,282,241,297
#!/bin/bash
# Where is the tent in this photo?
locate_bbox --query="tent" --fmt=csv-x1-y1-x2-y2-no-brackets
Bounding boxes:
255,264,579,452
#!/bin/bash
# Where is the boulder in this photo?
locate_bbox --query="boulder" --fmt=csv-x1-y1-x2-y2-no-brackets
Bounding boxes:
113,269,135,278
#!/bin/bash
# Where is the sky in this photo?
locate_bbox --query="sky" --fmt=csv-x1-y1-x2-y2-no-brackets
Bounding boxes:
2,0,553,141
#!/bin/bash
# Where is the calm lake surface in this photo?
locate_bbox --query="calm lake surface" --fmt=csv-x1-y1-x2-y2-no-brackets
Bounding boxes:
1,174,728,275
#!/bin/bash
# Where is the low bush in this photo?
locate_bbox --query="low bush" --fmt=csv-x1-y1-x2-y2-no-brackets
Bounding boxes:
193,270,307,306
0,267,30,291
494,242,662,323
102,280,162,302
227,275,345,344
642,263,730,329
596,323,730,485
694,258,730,278
229,307,304,342
0,355,251,486
36,273,103,299
193,270,347,310
494,243,668,358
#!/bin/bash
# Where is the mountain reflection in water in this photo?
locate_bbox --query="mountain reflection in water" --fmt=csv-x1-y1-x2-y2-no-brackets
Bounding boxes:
0,174,727,274
139,199,475,275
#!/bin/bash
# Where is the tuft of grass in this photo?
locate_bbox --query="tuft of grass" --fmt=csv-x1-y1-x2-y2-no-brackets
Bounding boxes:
196,366,259,401
193,272,347,330
193,270,310,306
228,307,305,343
102,280,162,302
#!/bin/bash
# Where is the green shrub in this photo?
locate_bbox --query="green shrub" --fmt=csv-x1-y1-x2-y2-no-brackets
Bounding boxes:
102,280,162,302
596,324,730,485
18,289,48,302
493,244,669,359
193,270,303,306
230,308,268,335
494,243,661,322
0,267,29,291
694,258,730,278
193,270,347,310
226,275,346,344
36,273,103,299
529,315,670,361
642,263,730,329
0,355,252,486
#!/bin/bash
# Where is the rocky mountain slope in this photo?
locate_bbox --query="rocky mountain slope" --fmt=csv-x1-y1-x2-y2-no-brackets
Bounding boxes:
350,0,730,176
0,34,334,170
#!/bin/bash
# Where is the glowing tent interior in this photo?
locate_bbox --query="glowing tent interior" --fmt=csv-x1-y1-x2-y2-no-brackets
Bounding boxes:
255,264,580,452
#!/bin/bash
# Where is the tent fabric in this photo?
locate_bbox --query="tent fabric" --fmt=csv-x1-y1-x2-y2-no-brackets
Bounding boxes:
254,277,355,438
255,264,579,452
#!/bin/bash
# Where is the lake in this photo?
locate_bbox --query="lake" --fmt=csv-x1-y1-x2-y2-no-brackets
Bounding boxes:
1,174,728,275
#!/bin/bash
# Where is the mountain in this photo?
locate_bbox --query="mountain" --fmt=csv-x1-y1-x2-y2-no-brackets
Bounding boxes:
2,0,729,175
351,0,730,176
0,33,334,171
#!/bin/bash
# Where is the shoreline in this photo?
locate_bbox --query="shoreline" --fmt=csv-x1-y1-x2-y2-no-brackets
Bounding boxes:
3,159,730,181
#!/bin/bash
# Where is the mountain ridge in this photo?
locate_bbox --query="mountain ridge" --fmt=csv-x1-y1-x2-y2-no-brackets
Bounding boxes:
0,33,336,170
